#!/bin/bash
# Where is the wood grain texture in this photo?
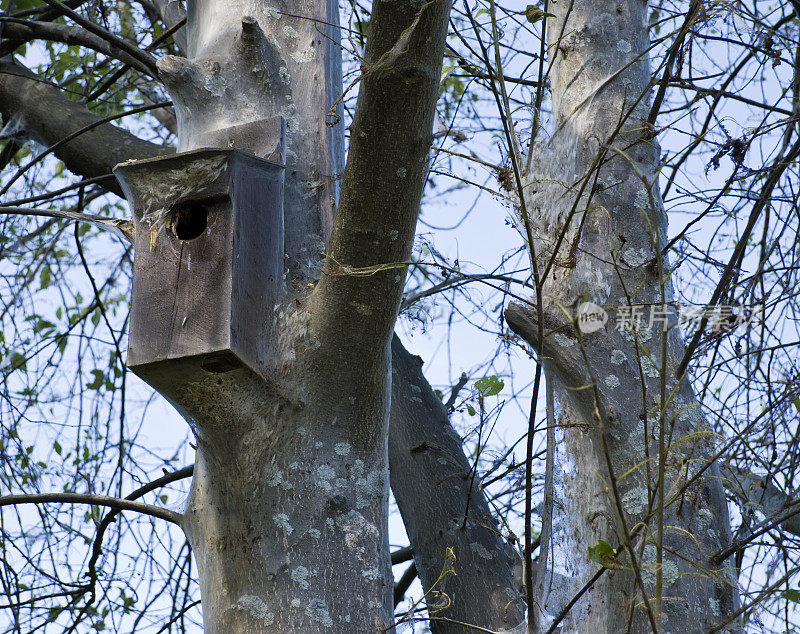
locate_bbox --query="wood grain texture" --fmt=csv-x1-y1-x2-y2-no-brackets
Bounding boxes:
115,148,284,380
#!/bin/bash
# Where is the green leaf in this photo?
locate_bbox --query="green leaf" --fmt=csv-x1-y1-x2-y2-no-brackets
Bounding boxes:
355,18,369,36
39,266,52,290
86,370,104,390
649,9,661,35
525,6,555,23
588,540,625,570
440,64,458,84
10,0,42,12
53,440,62,455
8,351,26,372
784,589,800,603
475,375,504,397
793,397,800,413
466,404,476,416
160,494,168,504
439,64,458,82
33,318,56,334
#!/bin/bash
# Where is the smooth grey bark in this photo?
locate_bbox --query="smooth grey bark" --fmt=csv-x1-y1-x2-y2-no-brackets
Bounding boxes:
155,0,343,274
128,358,394,633
505,0,740,630
0,46,526,630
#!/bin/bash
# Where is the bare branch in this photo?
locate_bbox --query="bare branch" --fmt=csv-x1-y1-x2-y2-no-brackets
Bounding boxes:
36,0,159,77
721,465,800,538
0,205,133,241
0,58,168,197
0,493,183,525
150,0,187,54
0,19,157,75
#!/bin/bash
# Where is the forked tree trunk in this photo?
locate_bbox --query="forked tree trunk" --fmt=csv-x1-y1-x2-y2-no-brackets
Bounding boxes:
112,0,456,631
119,1,392,630
506,0,740,631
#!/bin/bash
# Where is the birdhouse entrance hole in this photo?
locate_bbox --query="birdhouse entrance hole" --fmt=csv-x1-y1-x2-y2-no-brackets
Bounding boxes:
168,200,208,241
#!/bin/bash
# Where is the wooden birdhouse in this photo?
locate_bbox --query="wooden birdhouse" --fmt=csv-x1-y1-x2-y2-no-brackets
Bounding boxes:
114,147,284,383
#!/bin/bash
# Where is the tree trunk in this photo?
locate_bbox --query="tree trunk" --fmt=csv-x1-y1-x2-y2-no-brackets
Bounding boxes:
111,0,456,630
506,0,740,630
157,0,343,273
132,361,392,632
119,4,358,628
390,336,526,632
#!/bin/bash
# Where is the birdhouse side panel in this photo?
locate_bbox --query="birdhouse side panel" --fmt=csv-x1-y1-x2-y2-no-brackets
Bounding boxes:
229,157,285,376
